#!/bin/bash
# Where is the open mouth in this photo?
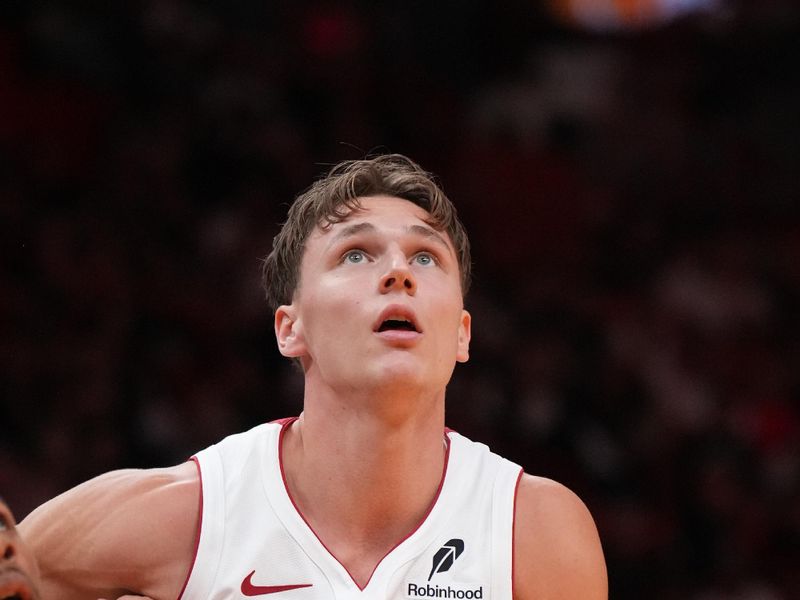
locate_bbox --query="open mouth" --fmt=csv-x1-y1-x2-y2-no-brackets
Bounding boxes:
377,318,419,333
373,305,422,337
0,571,36,600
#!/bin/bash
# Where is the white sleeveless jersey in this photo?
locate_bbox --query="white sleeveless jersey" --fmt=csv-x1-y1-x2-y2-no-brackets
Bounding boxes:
179,419,523,600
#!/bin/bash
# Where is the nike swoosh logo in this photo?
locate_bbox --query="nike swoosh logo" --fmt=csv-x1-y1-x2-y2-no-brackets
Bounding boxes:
241,570,313,596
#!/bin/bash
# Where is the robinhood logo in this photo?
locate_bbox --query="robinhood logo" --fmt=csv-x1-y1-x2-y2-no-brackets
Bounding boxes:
406,583,483,599
428,539,464,580
406,539,483,599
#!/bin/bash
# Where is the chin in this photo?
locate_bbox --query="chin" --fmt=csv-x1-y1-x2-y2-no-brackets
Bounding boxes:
341,355,418,388
377,351,425,374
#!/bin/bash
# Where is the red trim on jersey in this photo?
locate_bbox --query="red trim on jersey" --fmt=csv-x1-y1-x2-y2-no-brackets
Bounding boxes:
277,417,452,591
176,457,203,600
510,469,524,599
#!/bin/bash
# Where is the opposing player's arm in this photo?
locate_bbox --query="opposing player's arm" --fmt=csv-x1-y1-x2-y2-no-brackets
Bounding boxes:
513,474,607,600
19,461,200,600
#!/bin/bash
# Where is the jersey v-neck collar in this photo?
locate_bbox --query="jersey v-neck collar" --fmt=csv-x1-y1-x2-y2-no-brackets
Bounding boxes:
261,417,455,593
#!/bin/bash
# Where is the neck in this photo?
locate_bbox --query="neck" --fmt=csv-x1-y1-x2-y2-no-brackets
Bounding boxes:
280,390,448,585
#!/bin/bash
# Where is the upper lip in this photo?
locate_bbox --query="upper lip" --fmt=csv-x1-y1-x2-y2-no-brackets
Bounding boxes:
373,305,422,333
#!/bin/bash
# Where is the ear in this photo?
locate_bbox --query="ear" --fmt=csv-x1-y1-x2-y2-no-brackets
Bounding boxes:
456,309,471,363
275,304,306,358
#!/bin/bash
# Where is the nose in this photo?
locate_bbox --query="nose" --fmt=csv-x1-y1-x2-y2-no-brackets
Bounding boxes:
379,255,417,296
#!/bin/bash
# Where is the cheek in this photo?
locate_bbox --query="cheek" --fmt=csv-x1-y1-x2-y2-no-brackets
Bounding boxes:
303,282,365,338
17,544,40,579
427,296,465,341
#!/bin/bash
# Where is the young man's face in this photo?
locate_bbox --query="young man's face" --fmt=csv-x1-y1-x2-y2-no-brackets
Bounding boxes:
276,195,471,397
0,499,42,600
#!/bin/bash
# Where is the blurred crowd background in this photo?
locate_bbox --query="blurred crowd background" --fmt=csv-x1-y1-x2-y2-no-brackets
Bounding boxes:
2,1,799,598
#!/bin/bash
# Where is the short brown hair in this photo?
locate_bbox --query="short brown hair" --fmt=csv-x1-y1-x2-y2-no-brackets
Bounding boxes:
262,154,471,310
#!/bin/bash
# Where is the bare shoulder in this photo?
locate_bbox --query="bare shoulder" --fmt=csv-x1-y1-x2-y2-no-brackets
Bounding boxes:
513,474,607,600
20,461,200,600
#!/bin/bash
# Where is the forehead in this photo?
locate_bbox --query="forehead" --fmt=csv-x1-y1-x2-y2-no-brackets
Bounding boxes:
336,195,432,225
309,195,445,242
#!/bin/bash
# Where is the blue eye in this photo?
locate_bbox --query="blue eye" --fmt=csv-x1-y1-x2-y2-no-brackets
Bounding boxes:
414,253,435,266
344,250,366,264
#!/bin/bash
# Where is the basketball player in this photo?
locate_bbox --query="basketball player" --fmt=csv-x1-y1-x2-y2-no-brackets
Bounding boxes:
20,155,607,599
1,496,42,600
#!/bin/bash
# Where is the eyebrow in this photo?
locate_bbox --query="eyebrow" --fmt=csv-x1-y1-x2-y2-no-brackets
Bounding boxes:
406,224,451,250
328,221,451,251
329,222,377,245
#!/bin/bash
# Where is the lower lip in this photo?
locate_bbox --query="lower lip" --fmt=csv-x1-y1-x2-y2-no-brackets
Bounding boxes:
375,330,422,344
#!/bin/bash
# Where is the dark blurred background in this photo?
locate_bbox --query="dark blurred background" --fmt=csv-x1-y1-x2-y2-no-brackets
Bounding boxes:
2,1,799,597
